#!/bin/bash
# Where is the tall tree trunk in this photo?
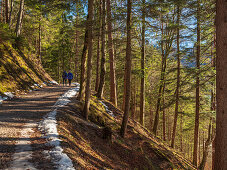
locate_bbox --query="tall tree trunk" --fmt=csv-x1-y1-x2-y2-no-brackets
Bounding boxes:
97,0,106,99
180,113,183,152
171,5,181,148
95,0,101,91
74,14,79,82
5,0,9,24
62,42,65,71
211,37,216,170
78,28,88,101
167,115,172,142
0,0,3,22
193,0,201,166
139,0,145,126
120,0,132,138
122,75,126,110
199,119,214,170
15,0,24,37
150,105,153,129
153,18,167,135
199,131,201,165
8,0,13,28
215,1,227,169
83,0,93,120
131,75,136,120
212,137,215,170
106,0,117,106
162,82,166,141
37,16,42,63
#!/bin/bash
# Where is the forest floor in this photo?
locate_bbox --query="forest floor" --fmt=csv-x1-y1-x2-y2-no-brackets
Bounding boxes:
0,85,72,169
0,84,196,170
57,95,196,169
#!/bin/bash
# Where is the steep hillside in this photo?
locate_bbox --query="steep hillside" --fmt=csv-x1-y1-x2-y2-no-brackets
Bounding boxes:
57,95,196,169
0,29,53,96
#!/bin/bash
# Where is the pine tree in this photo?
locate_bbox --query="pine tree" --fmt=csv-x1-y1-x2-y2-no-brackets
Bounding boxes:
97,0,106,99
15,0,25,37
107,0,117,106
214,0,227,169
120,0,132,138
193,0,201,166
139,0,145,126
83,0,94,120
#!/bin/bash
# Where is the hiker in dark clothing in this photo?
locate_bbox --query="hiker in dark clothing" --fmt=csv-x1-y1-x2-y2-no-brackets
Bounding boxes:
68,71,73,87
62,71,68,86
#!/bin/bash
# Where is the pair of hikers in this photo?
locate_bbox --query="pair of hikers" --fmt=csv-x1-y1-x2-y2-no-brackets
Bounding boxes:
62,71,73,87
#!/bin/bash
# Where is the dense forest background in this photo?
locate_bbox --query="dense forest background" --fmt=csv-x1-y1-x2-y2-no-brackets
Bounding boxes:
0,0,217,169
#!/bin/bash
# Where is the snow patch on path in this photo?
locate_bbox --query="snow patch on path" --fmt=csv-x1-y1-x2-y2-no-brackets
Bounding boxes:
0,92,14,105
6,122,37,170
4,92,14,98
39,83,80,170
0,96,7,104
49,80,59,85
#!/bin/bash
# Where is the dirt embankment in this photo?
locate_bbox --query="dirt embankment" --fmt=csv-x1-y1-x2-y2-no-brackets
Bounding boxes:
57,95,196,170
0,39,52,95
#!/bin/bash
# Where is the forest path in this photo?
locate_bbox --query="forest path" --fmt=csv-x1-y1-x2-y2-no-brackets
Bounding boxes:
0,85,73,169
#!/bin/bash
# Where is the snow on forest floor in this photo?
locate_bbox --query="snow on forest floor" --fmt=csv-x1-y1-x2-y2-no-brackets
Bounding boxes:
99,101,115,117
0,92,14,105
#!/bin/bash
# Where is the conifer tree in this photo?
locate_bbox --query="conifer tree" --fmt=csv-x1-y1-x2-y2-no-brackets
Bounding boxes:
83,0,94,120
215,0,227,169
120,0,132,138
97,0,106,99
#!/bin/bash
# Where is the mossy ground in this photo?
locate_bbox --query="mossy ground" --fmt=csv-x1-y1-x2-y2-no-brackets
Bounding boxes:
0,39,52,95
57,95,196,170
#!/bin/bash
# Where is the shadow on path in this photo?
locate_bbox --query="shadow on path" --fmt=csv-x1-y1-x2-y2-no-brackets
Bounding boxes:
0,85,73,169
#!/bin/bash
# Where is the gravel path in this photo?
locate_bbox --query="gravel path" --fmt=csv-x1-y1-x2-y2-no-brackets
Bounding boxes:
0,85,72,169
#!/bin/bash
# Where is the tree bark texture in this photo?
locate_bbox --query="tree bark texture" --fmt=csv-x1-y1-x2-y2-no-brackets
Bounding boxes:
0,0,3,22
139,0,145,126
199,119,214,170
193,0,201,166
78,28,88,101
5,0,9,23
150,106,153,129
162,83,166,141
95,0,101,92
8,0,13,28
38,16,42,63
214,0,227,169
106,0,117,106
171,5,181,148
15,0,24,37
180,113,183,152
153,19,167,135
120,0,132,138
130,79,135,120
97,0,106,99
83,0,93,120
74,14,79,82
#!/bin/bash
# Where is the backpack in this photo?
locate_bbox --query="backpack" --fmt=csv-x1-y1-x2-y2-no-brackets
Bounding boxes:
62,71,68,79
68,72,73,80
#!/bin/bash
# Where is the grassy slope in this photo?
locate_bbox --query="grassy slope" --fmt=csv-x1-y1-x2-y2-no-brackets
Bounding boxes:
57,95,196,170
0,36,52,95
